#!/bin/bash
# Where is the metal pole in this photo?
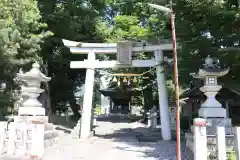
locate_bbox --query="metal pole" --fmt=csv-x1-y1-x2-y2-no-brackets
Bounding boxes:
170,10,181,160
147,2,181,158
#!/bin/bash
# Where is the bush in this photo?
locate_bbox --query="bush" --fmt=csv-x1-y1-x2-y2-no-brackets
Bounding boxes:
94,104,102,115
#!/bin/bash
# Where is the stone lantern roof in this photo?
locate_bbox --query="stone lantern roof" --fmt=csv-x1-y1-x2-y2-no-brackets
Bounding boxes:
192,55,229,79
17,62,51,82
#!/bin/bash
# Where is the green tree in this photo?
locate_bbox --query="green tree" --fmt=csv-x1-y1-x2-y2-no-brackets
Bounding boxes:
38,0,106,118
0,0,51,110
96,0,176,111
173,0,240,85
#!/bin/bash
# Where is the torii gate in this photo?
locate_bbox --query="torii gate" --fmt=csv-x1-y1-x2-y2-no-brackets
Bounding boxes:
63,39,173,140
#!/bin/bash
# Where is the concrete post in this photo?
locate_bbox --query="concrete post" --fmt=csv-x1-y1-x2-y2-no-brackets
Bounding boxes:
193,118,207,160
30,122,44,159
216,127,226,160
234,127,240,160
80,51,95,139
154,50,171,140
0,122,7,155
7,122,16,155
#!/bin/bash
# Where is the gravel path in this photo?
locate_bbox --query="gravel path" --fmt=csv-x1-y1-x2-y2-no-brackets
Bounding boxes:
2,115,187,160
43,115,186,160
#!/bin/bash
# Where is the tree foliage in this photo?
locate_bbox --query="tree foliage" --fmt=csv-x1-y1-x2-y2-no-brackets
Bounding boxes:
174,0,240,85
0,0,51,109
37,0,106,117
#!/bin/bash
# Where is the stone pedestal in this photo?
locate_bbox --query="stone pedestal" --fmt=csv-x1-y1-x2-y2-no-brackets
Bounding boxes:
72,119,81,138
14,116,58,148
198,85,227,118
205,118,232,135
169,106,176,131
199,107,227,118
18,107,46,117
147,112,157,129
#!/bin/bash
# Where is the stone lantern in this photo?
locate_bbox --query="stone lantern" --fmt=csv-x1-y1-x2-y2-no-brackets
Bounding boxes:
192,56,232,134
192,56,229,118
17,62,51,118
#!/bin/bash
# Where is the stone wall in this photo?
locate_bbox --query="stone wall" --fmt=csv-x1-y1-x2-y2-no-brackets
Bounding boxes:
0,118,58,158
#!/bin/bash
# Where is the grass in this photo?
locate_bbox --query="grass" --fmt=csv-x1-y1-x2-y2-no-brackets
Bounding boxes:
227,152,236,160
94,106,102,115
209,152,237,160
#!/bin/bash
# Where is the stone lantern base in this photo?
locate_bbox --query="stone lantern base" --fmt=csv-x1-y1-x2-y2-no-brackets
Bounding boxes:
12,115,58,149
198,107,227,118
18,107,46,117
204,118,232,135
14,107,58,150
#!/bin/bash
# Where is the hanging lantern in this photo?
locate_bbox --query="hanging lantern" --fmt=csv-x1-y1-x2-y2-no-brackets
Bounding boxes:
133,77,138,83
113,76,117,82
123,77,127,83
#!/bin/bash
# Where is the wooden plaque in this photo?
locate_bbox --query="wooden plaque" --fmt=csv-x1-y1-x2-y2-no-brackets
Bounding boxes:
117,41,132,65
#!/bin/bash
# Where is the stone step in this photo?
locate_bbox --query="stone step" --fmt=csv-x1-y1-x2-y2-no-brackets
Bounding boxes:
44,137,58,148
44,130,58,140
44,123,55,131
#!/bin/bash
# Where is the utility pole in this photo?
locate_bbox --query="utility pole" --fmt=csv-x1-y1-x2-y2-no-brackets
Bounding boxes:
148,1,181,160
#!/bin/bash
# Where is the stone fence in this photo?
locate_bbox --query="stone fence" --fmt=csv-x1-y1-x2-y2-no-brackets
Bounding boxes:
0,119,57,159
185,118,240,160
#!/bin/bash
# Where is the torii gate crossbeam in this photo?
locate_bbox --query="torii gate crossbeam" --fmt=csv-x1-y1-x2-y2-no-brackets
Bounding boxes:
63,39,173,140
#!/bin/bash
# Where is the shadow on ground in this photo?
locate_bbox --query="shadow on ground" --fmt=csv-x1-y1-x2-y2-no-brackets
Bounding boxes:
95,115,188,160
51,115,78,129
97,115,134,123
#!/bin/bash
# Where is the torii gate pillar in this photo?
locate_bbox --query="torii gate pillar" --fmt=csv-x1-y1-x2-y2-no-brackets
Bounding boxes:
80,51,95,139
155,50,171,140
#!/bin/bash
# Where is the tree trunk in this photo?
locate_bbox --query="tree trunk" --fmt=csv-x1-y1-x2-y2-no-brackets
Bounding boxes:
42,62,53,123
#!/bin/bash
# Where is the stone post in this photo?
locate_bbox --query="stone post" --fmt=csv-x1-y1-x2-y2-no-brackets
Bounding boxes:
154,50,171,140
150,106,157,129
30,121,44,159
234,127,240,160
7,122,17,155
216,127,226,160
151,112,157,129
0,122,7,155
147,112,152,128
193,118,208,160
